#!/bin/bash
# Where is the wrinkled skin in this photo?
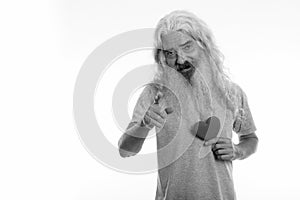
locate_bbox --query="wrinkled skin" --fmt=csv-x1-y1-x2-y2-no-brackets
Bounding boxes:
161,31,208,83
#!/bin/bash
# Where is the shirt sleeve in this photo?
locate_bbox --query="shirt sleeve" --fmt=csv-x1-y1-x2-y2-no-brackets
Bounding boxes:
130,84,156,125
233,86,257,136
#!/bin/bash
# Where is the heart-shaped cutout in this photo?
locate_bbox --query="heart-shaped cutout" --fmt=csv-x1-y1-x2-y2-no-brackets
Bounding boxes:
196,116,221,141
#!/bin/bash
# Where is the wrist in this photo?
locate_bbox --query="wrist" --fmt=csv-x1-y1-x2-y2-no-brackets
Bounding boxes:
233,144,243,160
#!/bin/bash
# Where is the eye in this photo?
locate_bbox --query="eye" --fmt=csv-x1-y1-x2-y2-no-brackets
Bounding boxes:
164,50,176,58
183,44,191,50
183,43,194,51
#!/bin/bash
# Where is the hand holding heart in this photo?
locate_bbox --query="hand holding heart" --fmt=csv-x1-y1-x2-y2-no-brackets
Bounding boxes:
204,137,239,161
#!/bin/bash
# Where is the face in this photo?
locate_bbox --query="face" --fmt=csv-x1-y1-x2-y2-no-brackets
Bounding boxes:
161,31,204,81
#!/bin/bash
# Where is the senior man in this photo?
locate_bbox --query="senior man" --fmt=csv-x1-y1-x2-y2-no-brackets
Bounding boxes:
118,10,258,200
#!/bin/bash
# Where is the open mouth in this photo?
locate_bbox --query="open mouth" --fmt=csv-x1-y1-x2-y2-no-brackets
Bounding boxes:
180,66,192,72
177,63,194,73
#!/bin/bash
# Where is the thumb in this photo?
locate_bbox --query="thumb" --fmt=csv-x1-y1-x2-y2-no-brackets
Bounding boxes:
164,107,174,114
204,137,219,146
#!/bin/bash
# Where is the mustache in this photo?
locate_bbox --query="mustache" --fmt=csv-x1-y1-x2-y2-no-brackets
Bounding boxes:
175,61,196,83
176,61,195,72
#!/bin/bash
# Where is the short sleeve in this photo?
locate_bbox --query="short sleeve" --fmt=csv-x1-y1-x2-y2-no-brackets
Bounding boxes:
233,87,257,136
130,84,156,124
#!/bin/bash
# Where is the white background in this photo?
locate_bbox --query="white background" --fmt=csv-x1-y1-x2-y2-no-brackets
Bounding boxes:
1,0,300,199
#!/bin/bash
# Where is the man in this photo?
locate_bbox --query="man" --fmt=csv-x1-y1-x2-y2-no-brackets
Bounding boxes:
118,10,258,200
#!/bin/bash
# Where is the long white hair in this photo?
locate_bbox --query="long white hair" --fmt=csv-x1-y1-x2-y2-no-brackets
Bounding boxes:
153,10,239,117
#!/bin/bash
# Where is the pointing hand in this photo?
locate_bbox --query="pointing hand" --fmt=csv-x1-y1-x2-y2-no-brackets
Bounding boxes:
142,92,173,130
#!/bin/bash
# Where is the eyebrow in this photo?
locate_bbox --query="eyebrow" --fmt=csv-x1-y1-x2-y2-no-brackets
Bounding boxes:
161,40,193,52
179,40,193,47
161,48,175,53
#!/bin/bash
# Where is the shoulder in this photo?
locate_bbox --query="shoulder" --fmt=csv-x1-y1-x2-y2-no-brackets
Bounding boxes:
134,83,162,107
228,81,247,102
139,83,159,98
226,81,251,119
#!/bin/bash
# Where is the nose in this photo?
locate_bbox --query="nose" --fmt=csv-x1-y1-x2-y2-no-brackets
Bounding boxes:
175,51,187,65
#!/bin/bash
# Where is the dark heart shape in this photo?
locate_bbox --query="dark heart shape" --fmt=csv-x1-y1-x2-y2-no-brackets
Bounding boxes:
196,116,221,141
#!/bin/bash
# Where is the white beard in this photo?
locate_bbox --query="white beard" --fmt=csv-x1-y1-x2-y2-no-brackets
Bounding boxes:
152,64,215,121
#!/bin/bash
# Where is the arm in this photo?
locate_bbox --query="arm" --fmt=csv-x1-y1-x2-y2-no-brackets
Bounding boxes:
118,121,151,158
233,132,258,160
118,86,173,158
118,106,172,157
118,85,154,158
204,86,258,161
204,133,258,161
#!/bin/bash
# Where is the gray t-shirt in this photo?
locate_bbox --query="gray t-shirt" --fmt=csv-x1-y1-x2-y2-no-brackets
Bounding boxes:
128,71,256,200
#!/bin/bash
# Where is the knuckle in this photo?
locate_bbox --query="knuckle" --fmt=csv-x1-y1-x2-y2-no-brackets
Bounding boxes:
161,111,167,118
157,122,163,129
147,108,153,115
148,105,154,110
146,111,153,119
214,150,220,155
152,104,161,111
157,119,164,125
145,111,151,117
153,121,159,126
144,114,150,121
150,105,158,112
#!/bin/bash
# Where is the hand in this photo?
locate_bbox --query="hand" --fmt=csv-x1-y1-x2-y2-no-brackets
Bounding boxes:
142,92,173,130
204,137,238,161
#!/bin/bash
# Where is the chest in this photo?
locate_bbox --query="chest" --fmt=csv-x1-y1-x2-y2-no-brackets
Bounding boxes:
158,87,235,142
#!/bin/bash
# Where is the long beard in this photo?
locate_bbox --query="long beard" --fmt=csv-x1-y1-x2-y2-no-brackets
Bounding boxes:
189,66,215,118
153,63,215,121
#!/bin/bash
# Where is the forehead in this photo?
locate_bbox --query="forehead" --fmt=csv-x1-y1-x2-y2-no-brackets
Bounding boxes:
161,31,193,50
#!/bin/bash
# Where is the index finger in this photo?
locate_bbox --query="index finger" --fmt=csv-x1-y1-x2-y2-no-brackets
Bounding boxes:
154,91,163,105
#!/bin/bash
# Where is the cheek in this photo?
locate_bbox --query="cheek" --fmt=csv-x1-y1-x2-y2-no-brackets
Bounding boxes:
166,58,176,68
186,52,200,65
190,49,206,64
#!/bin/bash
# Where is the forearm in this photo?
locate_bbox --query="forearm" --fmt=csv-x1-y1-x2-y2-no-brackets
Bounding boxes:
234,133,258,160
118,121,151,157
